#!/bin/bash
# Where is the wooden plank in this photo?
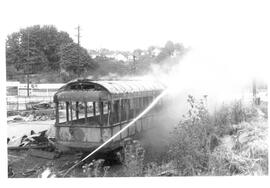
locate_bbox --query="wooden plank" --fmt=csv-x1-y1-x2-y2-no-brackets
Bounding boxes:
8,145,50,150
29,149,56,159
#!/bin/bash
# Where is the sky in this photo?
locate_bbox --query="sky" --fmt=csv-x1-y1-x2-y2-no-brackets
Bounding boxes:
1,0,269,81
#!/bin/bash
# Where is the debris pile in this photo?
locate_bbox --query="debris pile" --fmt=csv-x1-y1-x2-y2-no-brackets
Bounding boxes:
8,149,88,178
31,102,54,110
7,110,55,122
8,129,54,149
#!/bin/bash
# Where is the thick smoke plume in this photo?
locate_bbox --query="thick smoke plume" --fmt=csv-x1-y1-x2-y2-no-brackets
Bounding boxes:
135,49,267,155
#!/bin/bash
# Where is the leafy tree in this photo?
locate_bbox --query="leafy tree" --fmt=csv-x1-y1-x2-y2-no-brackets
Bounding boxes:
91,56,129,78
6,25,96,81
156,40,186,63
60,43,96,77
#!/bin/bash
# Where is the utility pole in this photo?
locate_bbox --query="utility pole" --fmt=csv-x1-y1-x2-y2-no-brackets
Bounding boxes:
131,53,137,76
252,79,260,105
75,25,81,77
27,31,30,97
59,44,63,77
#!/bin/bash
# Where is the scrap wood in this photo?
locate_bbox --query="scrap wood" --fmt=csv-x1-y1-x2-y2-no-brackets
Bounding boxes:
21,164,41,177
157,170,177,176
8,154,25,163
29,149,57,159
8,145,50,150
22,169,37,177
8,129,49,148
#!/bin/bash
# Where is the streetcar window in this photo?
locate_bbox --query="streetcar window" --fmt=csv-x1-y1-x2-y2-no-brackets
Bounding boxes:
58,101,67,123
122,99,128,121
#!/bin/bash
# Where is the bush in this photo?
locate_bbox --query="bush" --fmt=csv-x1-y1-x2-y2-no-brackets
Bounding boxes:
259,101,268,119
212,100,259,136
168,95,267,176
169,95,213,175
123,140,145,177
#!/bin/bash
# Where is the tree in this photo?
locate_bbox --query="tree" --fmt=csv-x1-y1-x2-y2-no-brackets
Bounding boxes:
60,43,96,78
156,40,186,63
6,25,77,76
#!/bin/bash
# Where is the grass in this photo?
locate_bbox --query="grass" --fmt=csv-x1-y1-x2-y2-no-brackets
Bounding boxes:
209,119,268,175
123,95,268,176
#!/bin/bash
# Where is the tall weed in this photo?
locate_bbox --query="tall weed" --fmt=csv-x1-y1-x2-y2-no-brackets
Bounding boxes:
168,95,267,176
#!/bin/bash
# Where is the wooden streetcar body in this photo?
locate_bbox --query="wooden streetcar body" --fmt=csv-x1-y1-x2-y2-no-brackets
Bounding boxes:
53,79,165,152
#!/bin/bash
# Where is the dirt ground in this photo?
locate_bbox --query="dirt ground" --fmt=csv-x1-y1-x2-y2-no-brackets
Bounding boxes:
8,149,83,178
8,120,54,139
8,145,131,178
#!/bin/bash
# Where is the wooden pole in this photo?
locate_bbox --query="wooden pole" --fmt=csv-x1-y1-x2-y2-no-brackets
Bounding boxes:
98,100,104,142
75,101,79,120
56,102,59,124
107,101,111,126
127,99,130,136
99,100,103,125
118,99,122,123
84,102,87,124
70,101,73,121
133,98,136,118
119,99,122,139
66,101,69,122
110,100,114,137
93,102,96,116
27,31,30,97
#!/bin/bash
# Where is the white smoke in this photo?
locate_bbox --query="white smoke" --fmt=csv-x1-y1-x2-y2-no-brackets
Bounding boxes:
142,49,267,108
138,48,268,152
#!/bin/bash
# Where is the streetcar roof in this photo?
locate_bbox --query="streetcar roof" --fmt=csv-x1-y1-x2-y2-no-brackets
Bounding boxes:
54,79,165,102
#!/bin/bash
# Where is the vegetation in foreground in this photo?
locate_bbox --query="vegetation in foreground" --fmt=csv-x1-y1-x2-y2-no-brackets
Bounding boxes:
8,95,268,178
80,96,268,177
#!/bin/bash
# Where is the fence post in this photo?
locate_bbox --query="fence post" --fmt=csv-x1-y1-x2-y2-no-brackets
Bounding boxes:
25,96,27,110
17,96,19,111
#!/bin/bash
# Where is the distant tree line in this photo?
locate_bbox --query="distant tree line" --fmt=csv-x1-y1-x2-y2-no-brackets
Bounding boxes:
6,25,97,82
6,25,188,83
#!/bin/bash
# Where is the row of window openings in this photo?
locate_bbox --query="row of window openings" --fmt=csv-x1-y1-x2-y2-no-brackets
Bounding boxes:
56,96,160,125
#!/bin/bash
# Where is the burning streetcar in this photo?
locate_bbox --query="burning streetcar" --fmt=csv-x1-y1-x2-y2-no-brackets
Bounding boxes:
53,79,165,153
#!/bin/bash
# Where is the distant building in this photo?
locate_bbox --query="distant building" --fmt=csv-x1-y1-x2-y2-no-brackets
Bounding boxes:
6,81,20,96
18,83,64,96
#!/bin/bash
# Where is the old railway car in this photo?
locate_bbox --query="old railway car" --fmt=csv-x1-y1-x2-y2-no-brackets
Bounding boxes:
53,79,165,152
